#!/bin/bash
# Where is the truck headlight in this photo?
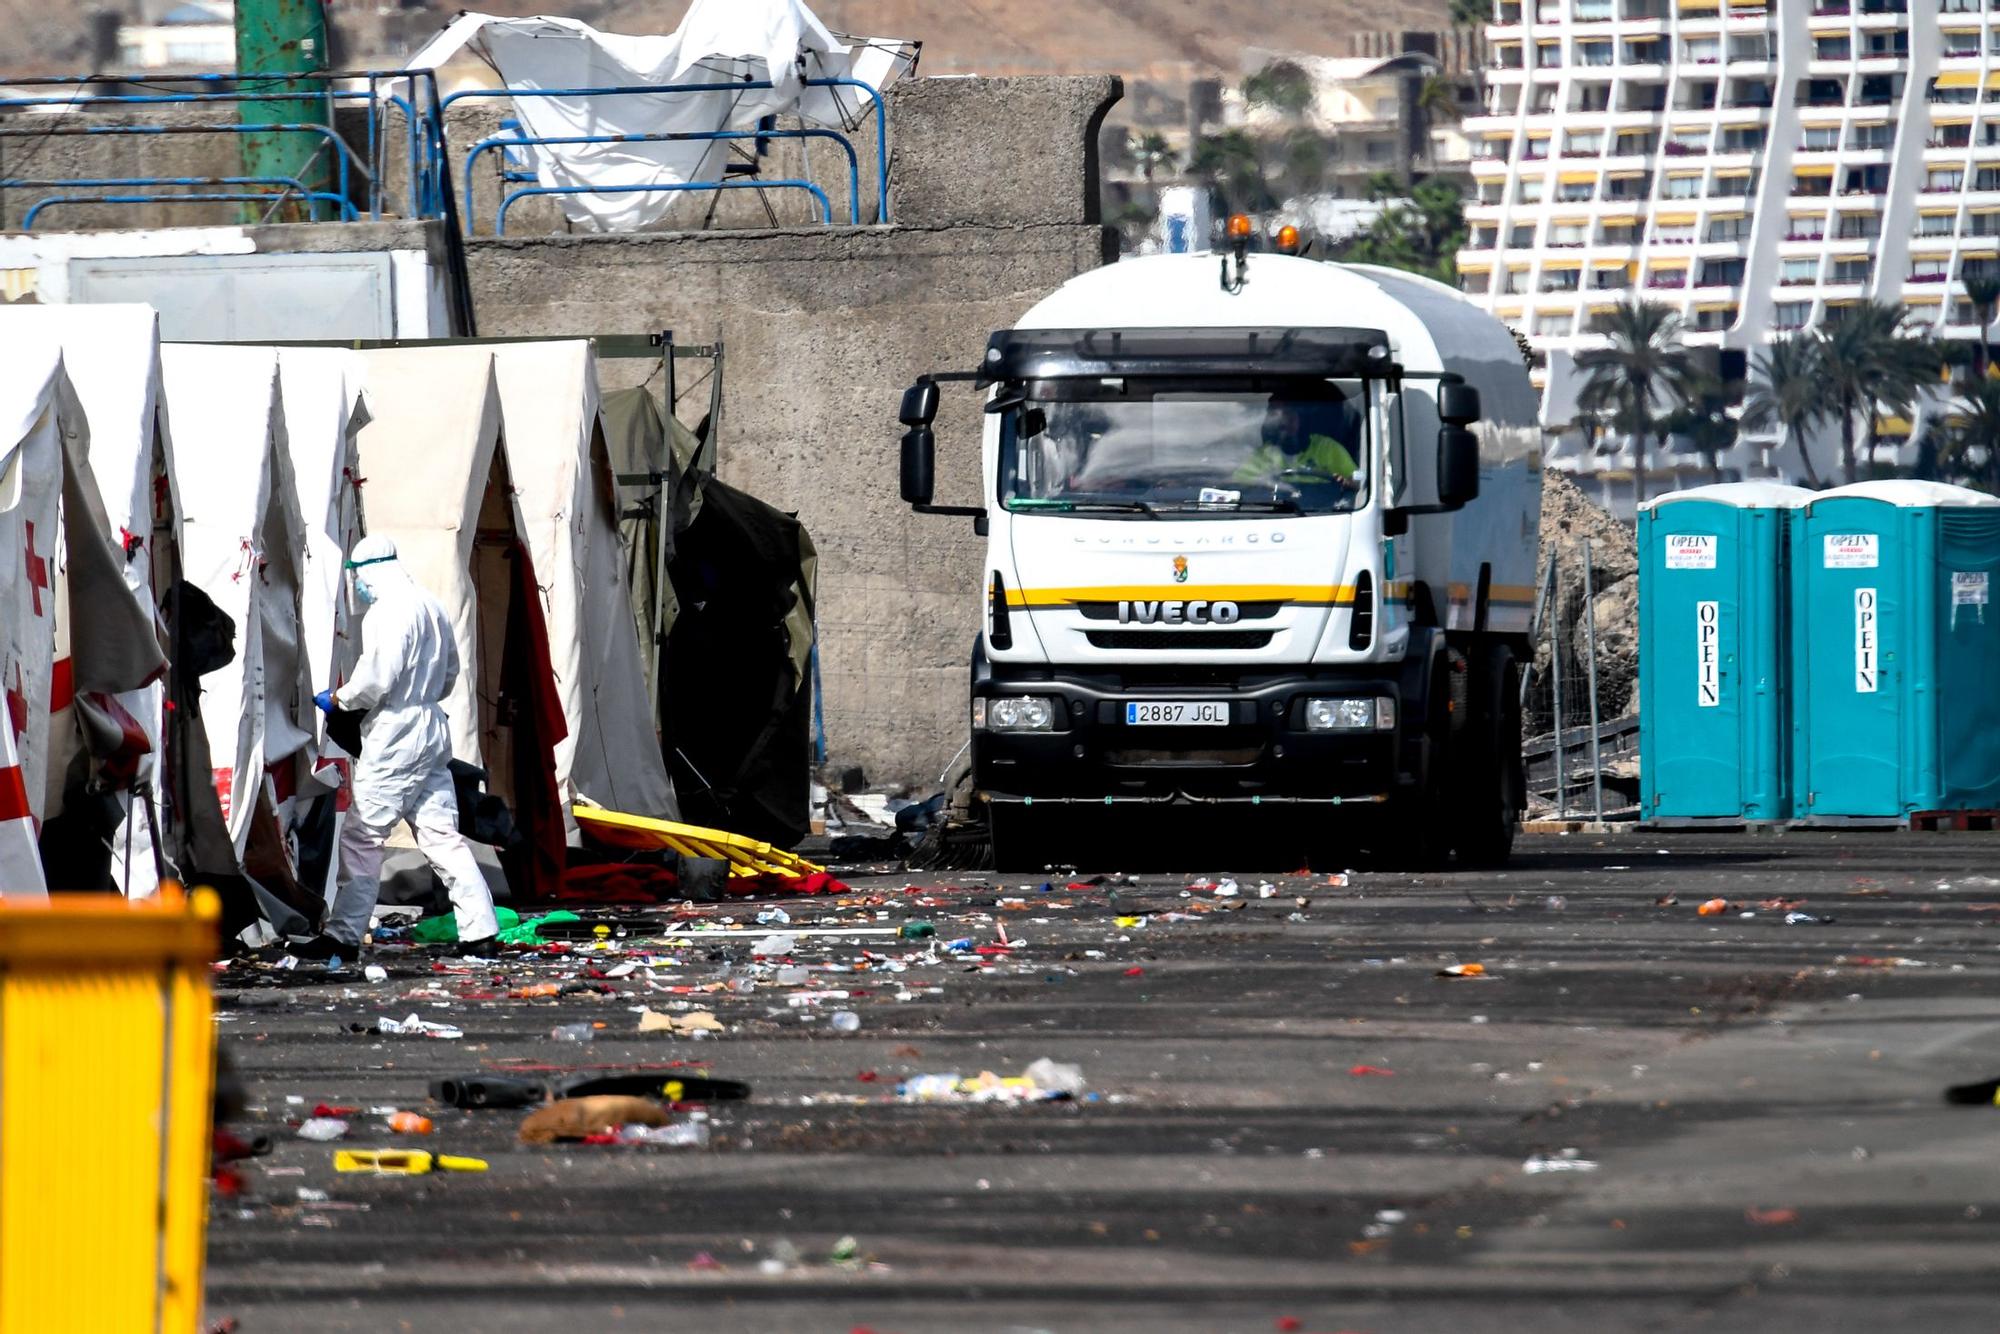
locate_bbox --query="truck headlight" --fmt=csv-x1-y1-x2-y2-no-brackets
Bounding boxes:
975,695,1057,732
1305,696,1397,732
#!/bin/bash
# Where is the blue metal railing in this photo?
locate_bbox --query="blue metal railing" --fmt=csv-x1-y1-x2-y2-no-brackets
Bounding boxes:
0,70,890,236
0,70,444,223
496,177,837,235
440,76,890,229
26,189,355,228
467,127,865,231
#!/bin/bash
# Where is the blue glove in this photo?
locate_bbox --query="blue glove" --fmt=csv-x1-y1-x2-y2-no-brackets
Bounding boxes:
314,689,336,715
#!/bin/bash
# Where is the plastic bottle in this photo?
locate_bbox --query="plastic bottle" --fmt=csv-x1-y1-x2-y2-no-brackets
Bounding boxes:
829,1010,861,1033
551,1022,595,1043
774,964,810,986
297,1117,349,1142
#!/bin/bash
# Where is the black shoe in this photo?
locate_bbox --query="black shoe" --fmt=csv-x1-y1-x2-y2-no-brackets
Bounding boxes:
289,934,360,962
455,934,500,956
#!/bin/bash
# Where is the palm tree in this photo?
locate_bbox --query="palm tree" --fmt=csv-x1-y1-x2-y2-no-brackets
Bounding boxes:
1414,76,1463,165
1449,0,1489,25
1574,300,1692,509
1963,266,2000,381
1133,132,1176,183
1814,301,1937,485
1943,377,2000,493
1742,333,1829,488
1661,369,1739,485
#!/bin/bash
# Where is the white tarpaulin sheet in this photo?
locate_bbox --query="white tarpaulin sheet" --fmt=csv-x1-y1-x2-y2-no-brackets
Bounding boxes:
352,346,507,772
0,306,178,897
276,348,369,767
406,1,914,232
491,341,676,819
161,344,312,857
0,345,72,897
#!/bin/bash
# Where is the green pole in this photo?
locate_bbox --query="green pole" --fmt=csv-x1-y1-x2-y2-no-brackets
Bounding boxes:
234,0,333,222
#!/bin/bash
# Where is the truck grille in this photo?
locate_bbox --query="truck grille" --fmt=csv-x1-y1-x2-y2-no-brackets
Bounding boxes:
1085,630,1273,651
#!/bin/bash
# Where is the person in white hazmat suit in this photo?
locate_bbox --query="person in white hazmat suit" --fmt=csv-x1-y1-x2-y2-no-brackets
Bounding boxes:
295,535,501,956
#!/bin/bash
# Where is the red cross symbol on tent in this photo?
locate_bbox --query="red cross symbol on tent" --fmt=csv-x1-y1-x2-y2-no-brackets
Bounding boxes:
23,521,49,617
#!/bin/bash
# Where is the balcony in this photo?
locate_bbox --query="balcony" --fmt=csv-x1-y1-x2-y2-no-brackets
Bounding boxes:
1647,273,1691,289
1907,271,1951,283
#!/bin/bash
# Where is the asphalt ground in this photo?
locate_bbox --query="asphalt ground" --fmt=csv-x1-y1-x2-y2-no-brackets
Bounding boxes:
205,831,2000,1333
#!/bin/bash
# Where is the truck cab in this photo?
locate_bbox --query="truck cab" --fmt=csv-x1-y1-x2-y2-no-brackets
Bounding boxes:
899,247,1542,869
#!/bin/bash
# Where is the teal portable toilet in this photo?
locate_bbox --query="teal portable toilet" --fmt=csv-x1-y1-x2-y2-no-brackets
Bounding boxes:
1792,481,2000,820
1639,482,1811,822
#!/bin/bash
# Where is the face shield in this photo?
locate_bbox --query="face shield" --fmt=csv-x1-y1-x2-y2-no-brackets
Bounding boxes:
344,554,395,606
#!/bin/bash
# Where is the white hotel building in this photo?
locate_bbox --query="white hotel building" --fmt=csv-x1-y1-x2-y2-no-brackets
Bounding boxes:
1456,0,1998,493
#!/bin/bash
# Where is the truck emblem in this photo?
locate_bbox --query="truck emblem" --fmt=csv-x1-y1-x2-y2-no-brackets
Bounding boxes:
1172,555,1189,583
1118,600,1241,625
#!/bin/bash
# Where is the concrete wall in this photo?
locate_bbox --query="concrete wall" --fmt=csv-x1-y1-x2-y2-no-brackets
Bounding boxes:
469,76,1121,785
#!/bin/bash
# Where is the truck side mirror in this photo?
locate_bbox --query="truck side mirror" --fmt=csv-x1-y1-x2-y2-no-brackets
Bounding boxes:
900,426,936,505
1437,381,1481,426
899,380,940,427
1438,426,1479,509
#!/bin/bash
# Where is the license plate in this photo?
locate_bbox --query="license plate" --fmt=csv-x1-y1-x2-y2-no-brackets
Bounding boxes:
1124,701,1230,727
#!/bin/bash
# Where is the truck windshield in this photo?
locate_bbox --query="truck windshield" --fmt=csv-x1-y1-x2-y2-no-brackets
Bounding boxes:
999,381,1369,517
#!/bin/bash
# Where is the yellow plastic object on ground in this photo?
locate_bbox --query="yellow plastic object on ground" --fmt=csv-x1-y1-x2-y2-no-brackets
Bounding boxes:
572,806,826,881
334,1150,488,1175
0,885,219,1333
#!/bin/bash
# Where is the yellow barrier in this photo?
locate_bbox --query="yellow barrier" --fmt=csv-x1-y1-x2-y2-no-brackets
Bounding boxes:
0,886,220,1333
571,806,827,880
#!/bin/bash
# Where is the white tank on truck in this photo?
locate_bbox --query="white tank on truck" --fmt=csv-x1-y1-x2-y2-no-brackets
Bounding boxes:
896,238,1543,870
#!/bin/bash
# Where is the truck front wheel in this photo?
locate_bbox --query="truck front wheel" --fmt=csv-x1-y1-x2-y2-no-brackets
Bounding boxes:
1451,646,1523,868
988,801,1065,873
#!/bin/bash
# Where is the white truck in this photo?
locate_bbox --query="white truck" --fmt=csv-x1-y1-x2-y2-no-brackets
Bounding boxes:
897,242,1544,869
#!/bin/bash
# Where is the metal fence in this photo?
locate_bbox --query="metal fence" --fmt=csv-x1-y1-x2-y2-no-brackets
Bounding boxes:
0,70,888,235
1521,539,1641,821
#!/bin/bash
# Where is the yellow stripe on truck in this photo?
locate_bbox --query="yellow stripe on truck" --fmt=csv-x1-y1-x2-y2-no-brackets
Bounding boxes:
1005,584,1358,608
1007,582,1541,611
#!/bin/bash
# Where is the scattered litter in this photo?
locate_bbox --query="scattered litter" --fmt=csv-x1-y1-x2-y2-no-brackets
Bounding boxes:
829,1011,862,1033
1697,898,1730,917
1745,1206,1799,1226
615,1118,711,1148
637,1008,725,1035
1348,1065,1395,1077
551,1022,596,1043
334,1150,485,1175
751,933,798,956
387,1112,432,1135
1523,1149,1599,1174
296,1118,348,1142
520,1095,670,1144
1944,1075,2000,1106
1784,911,1831,926
363,965,388,983
1437,963,1488,979
432,1075,543,1110
376,1013,463,1039
896,1060,1084,1104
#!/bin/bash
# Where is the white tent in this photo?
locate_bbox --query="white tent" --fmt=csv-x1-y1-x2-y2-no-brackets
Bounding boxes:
491,341,676,820
276,348,369,764
0,306,177,895
273,347,369,912
0,345,78,897
353,345,571,894
353,346,507,770
161,344,314,870
405,1,915,232
0,317,171,895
